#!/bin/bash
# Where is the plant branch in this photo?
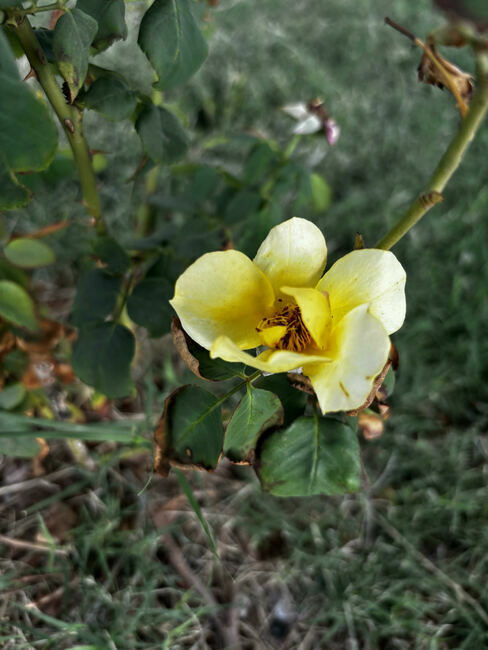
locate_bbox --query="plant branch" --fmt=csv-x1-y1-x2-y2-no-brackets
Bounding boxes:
376,58,488,250
12,16,106,235
14,1,66,16
385,16,469,117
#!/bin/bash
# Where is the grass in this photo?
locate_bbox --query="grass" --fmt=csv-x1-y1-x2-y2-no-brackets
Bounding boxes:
2,0,488,647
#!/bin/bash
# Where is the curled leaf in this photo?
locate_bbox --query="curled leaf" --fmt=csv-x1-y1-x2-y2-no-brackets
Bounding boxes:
171,317,244,381
358,409,384,440
418,46,474,102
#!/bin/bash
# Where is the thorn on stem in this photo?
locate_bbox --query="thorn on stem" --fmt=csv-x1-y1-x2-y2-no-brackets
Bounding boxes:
419,190,444,208
63,118,75,134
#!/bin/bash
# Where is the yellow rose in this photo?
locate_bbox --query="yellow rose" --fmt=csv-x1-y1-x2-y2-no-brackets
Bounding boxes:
170,217,406,414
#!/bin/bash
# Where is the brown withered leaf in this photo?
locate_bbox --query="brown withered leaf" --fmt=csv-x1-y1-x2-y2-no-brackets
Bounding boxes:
16,220,72,240
358,410,385,440
418,47,474,102
286,372,315,395
32,437,49,476
171,318,203,380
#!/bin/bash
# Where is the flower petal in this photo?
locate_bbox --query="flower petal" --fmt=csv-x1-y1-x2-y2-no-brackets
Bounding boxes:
316,249,406,334
281,286,332,348
211,335,328,373
254,217,327,293
293,115,322,135
170,251,275,350
303,304,390,414
282,102,310,120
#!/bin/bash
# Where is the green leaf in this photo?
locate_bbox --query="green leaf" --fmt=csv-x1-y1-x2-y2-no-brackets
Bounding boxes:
72,322,135,397
0,0,24,9
0,256,29,287
0,157,31,209
93,237,130,275
258,416,361,497
175,469,218,557
83,74,137,120
223,190,261,225
154,385,224,476
233,201,282,258
0,280,38,331
0,30,57,173
187,166,221,203
35,28,55,63
256,374,307,427
310,172,332,212
77,0,127,52
0,383,26,410
1,349,29,376
224,387,283,463
135,103,189,164
0,435,42,459
138,0,208,90
127,277,173,337
4,238,55,269
71,269,121,326
53,8,98,102
0,412,147,444
243,142,277,185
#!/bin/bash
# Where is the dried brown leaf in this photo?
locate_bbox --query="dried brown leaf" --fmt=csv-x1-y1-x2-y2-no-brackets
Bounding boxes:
418,47,474,102
358,410,385,440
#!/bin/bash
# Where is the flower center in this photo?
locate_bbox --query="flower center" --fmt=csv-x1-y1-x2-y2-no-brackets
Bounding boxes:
256,303,312,352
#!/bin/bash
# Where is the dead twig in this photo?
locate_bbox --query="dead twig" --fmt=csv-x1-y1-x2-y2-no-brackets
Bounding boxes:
0,534,70,557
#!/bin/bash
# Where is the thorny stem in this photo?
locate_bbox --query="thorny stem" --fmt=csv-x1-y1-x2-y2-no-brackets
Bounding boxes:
385,16,469,117
376,56,488,251
12,16,106,235
14,1,66,16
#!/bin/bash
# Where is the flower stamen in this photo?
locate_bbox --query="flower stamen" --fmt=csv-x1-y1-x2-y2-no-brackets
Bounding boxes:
257,304,312,352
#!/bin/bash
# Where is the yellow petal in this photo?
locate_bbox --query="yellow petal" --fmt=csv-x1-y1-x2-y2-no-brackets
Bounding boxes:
170,251,275,350
316,249,406,334
281,286,332,348
303,304,390,414
258,325,287,348
211,335,328,373
253,217,327,292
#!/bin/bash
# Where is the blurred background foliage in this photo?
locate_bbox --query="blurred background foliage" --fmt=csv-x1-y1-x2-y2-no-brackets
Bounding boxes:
1,0,488,647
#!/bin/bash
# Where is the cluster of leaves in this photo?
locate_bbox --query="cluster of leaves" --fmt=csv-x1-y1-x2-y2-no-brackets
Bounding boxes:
151,318,396,496
0,0,208,397
0,0,342,497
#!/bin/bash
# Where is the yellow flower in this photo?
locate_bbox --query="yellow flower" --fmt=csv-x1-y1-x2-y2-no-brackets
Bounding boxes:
170,218,406,414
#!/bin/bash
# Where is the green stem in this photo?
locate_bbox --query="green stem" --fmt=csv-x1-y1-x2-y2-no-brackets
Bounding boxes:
376,61,488,251
13,16,106,235
112,272,134,323
213,370,261,410
16,2,65,16
284,134,301,159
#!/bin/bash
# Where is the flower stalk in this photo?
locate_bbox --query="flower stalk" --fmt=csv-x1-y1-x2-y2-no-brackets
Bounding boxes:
376,56,488,251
